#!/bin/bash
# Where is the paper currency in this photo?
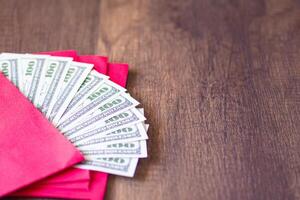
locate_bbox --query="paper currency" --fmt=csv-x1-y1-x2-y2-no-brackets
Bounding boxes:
76,158,139,177
59,93,139,132
60,70,109,118
33,56,73,109
75,123,148,146
0,53,24,88
66,108,146,143
81,140,148,158
20,55,49,99
57,80,127,129
47,61,93,125
0,57,19,86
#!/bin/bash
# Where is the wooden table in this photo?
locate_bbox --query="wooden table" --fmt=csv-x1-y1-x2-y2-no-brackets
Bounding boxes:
1,0,299,199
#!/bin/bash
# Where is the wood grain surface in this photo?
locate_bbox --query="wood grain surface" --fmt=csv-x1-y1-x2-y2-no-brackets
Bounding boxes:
1,0,300,199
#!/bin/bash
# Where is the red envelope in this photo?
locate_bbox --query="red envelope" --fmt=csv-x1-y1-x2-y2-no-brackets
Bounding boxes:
0,72,84,197
78,55,108,75
31,180,90,190
38,168,90,184
11,52,129,200
108,63,129,87
28,50,91,185
14,172,108,200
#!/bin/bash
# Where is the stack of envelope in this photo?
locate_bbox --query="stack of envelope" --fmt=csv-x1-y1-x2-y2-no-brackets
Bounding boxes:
0,50,148,200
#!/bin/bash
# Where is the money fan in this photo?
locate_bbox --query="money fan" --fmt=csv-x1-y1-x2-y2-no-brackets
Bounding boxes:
0,52,149,177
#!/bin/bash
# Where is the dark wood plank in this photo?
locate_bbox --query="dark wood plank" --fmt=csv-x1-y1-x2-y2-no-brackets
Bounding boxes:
1,0,300,200
0,0,100,54
97,0,300,199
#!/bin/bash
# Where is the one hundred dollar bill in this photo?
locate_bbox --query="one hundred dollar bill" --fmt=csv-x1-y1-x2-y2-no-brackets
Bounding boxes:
57,80,126,129
59,79,126,122
75,123,148,146
66,108,146,143
0,53,27,88
80,140,148,158
60,70,109,119
0,56,19,87
59,93,139,132
33,56,73,109
76,157,139,177
46,61,93,125
19,54,49,100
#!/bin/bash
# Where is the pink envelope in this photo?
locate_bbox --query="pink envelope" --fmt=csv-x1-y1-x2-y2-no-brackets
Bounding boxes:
15,172,108,200
38,168,90,184
9,50,92,196
11,52,129,200
13,62,128,200
0,72,84,197
14,66,128,200
25,50,92,186
40,180,90,190
38,167,90,185
27,180,90,191
108,63,129,87
78,55,108,75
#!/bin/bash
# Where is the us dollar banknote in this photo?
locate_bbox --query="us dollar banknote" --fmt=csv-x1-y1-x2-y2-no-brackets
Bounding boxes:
59,93,139,132
0,57,19,87
60,70,109,118
47,61,93,125
75,123,148,146
80,140,148,158
20,55,49,100
76,158,139,177
0,53,26,88
33,56,73,109
66,108,146,143
57,80,126,130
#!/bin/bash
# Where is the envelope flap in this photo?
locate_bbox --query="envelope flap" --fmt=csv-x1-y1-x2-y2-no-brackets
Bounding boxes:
0,73,84,196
